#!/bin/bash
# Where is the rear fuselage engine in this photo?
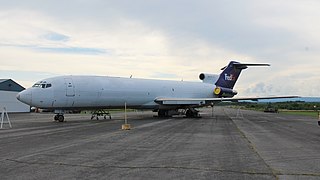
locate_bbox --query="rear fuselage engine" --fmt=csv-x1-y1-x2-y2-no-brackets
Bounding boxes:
214,86,237,98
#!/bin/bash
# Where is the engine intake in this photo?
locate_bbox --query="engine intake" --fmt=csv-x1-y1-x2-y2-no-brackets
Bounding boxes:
214,87,237,97
199,73,219,84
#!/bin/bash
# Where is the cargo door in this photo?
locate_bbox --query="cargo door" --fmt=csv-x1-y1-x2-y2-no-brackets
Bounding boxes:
64,78,75,97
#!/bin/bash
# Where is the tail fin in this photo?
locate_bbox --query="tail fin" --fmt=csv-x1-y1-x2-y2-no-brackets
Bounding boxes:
215,61,270,89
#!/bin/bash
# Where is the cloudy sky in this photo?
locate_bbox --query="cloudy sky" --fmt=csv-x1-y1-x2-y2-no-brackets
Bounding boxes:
0,0,319,96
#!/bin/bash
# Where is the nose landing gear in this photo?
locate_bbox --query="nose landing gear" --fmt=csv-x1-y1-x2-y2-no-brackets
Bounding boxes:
54,110,65,122
54,114,65,122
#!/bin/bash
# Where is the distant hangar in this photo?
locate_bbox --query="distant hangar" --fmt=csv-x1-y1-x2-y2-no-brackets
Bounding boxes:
0,79,30,113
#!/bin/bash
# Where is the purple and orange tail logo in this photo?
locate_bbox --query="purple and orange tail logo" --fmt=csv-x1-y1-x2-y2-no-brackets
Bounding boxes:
224,73,236,81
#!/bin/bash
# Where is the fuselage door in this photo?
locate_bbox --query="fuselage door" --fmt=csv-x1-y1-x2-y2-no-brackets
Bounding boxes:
64,78,75,97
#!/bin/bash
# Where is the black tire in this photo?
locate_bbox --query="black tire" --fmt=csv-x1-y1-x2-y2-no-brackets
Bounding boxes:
158,110,168,117
186,109,198,118
58,115,64,122
186,110,193,117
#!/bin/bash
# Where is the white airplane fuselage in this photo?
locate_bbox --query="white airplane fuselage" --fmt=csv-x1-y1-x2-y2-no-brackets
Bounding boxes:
18,75,216,110
17,61,298,122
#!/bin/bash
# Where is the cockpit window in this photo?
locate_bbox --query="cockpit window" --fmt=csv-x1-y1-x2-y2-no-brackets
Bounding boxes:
32,84,42,88
32,83,52,89
46,84,52,88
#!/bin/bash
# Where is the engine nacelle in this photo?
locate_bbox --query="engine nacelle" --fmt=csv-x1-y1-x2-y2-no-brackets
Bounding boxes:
199,73,219,84
214,86,238,97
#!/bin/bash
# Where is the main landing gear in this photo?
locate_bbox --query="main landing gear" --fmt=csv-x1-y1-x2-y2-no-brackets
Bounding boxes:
185,108,200,118
157,109,170,117
157,108,200,118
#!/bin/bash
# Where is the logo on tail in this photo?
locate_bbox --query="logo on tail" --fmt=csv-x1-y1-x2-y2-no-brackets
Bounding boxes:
224,73,236,81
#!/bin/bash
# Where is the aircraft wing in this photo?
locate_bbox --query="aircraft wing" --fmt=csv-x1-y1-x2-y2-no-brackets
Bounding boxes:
154,96,300,105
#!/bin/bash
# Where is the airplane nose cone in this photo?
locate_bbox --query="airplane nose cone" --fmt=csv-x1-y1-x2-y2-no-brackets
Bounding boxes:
17,90,32,105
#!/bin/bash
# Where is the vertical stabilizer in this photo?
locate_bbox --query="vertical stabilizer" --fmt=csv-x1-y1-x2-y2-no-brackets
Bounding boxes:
215,61,269,89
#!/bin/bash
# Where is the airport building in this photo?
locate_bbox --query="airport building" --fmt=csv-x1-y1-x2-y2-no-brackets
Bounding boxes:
0,79,30,113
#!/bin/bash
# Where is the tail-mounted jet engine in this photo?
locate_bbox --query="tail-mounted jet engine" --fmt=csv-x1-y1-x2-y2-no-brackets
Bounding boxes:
214,86,238,97
199,73,219,84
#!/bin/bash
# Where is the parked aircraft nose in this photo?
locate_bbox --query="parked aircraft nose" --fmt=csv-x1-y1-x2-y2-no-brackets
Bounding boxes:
17,90,32,105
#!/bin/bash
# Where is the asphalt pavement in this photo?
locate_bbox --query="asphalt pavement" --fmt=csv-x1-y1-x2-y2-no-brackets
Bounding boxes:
0,107,319,180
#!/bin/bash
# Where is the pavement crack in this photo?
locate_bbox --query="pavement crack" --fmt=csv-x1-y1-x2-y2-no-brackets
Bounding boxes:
3,158,277,176
223,108,279,179
6,158,320,177
5,158,102,169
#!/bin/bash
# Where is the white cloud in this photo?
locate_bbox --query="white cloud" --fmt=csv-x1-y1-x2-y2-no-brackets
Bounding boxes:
0,1,319,96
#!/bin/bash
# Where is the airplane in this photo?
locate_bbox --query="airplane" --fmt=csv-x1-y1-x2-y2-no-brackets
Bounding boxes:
16,61,298,122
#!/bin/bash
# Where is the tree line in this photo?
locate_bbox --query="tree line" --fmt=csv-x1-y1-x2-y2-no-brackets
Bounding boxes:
218,101,320,111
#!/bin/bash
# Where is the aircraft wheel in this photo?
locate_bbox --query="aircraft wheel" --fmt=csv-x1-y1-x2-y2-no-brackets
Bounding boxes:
186,109,198,118
57,115,64,122
54,115,58,121
158,110,168,117
186,110,193,117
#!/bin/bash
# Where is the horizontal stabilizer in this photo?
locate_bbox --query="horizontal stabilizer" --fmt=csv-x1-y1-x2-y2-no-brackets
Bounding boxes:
236,63,270,66
233,63,270,69
221,63,270,70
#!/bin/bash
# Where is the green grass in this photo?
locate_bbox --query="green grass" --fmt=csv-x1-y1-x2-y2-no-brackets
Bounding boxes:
279,110,320,118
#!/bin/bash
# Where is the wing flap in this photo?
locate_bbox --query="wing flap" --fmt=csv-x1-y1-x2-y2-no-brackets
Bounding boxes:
155,96,299,106
156,99,207,105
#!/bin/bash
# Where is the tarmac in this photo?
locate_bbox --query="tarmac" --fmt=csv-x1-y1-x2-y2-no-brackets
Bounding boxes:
0,107,319,180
